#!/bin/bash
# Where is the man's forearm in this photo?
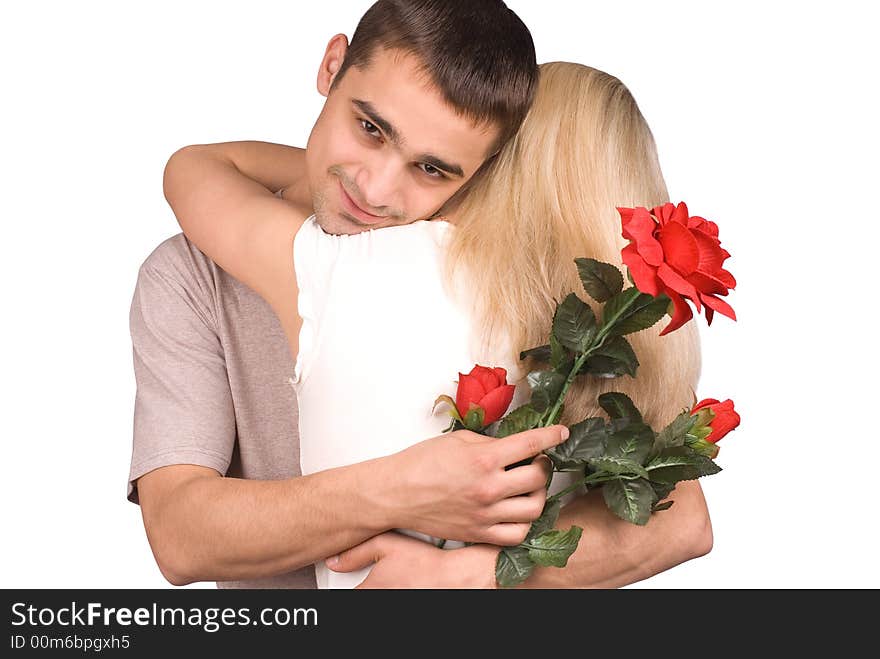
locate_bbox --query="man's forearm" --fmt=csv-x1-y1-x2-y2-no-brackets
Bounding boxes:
517,479,713,588
153,458,398,585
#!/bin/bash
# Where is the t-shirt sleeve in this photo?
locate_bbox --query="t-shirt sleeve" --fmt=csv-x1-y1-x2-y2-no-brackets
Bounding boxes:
126,253,235,505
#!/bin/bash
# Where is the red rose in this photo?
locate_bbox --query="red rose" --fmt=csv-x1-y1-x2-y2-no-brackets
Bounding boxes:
619,202,736,336
455,365,516,426
692,398,741,444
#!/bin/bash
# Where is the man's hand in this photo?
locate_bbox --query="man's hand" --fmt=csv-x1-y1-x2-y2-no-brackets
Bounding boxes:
326,531,500,589
379,425,567,547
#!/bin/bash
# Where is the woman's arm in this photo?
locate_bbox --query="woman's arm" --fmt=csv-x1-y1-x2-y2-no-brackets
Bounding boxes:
162,141,311,352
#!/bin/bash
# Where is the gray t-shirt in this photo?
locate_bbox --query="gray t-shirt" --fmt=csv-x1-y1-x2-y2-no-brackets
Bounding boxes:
127,233,316,589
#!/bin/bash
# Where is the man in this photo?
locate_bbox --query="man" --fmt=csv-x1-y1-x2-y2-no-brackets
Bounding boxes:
129,0,712,589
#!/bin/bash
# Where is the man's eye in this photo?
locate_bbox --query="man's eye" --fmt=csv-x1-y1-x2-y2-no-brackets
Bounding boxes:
359,119,381,138
418,163,445,179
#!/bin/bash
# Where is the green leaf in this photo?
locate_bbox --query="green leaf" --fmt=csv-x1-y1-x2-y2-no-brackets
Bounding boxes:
545,417,607,469
575,258,624,303
602,288,671,337
550,333,568,370
520,336,573,372
652,501,675,512
526,499,562,540
519,344,551,363
495,546,536,588
598,392,643,423
601,287,639,328
432,394,462,422
588,456,650,479
527,370,566,413
463,406,485,432
552,293,598,353
646,447,722,484
654,410,697,452
496,405,543,439
580,335,639,378
602,478,656,525
650,481,676,503
525,527,583,567
605,419,656,465
686,436,720,458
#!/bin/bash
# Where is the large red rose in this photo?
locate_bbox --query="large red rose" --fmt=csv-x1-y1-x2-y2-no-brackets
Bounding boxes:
619,202,736,336
455,365,516,426
692,398,741,444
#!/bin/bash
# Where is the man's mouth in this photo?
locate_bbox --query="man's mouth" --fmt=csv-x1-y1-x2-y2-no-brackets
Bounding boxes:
338,180,387,225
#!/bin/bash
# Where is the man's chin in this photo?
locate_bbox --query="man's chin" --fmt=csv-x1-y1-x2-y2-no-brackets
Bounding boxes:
315,210,388,236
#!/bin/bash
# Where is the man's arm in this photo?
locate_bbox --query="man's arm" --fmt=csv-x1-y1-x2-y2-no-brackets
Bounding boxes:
137,426,568,586
519,478,712,588
327,478,712,588
138,463,390,586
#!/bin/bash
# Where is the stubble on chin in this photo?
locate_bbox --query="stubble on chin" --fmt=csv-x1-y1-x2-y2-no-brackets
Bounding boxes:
310,187,340,234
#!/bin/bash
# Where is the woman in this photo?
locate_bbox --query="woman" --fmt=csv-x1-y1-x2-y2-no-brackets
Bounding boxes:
164,62,703,588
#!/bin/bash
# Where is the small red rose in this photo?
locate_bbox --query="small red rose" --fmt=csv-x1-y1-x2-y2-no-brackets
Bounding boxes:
619,202,736,336
692,398,741,445
455,365,516,426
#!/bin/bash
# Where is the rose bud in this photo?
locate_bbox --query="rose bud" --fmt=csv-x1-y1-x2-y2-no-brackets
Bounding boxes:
689,398,741,458
455,365,516,427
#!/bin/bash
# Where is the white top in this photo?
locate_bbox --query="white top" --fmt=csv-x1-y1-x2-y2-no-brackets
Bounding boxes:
288,207,578,588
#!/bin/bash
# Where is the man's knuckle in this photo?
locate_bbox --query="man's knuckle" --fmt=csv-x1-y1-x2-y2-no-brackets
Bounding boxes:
472,451,495,474
474,507,493,526
473,481,497,506
527,434,541,456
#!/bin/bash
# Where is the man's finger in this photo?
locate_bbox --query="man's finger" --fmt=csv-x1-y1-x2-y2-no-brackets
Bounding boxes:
534,454,553,476
326,536,386,573
495,461,551,499
486,486,547,524
484,522,532,547
494,425,569,467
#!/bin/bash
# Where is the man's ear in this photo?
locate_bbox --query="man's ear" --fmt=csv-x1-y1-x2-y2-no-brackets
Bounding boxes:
317,34,349,97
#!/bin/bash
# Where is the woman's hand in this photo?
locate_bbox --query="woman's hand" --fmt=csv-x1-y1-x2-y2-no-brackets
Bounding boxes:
327,531,501,589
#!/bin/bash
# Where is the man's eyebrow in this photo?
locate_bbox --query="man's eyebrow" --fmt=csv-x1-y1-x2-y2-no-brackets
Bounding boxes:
416,154,464,179
353,99,401,145
352,99,465,178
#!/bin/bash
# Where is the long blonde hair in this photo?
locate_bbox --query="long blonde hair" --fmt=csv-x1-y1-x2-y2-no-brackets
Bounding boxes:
443,62,701,428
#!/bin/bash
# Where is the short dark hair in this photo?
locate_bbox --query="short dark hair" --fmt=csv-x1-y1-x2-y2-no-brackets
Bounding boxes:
332,0,538,154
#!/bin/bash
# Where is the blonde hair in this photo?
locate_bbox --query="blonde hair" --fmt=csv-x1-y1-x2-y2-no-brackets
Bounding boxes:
443,62,701,429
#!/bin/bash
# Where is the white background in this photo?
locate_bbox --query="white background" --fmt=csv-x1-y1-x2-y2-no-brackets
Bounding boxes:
2,0,877,589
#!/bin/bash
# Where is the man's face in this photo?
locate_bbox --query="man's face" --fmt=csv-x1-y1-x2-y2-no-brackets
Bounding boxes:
305,47,499,235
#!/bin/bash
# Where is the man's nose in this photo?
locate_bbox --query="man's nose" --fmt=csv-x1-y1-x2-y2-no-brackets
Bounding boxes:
355,155,404,213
